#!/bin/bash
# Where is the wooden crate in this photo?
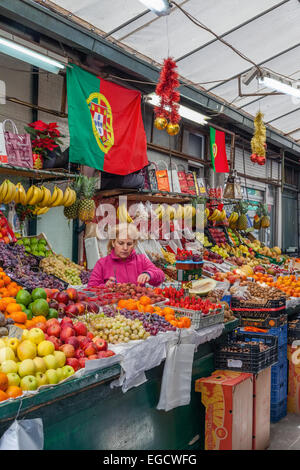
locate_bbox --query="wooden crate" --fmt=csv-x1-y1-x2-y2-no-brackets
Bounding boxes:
21,232,55,254
195,370,253,450
252,367,271,450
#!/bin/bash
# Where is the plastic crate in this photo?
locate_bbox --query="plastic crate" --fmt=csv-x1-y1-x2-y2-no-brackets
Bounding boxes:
175,307,224,330
231,297,286,318
271,378,287,404
288,318,300,344
237,315,287,329
238,323,287,347
278,343,287,363
270,398,287,423
271,360,288,386
214,331,278,374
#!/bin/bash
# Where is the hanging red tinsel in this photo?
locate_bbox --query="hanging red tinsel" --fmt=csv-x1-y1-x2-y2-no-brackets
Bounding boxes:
154,57,181,124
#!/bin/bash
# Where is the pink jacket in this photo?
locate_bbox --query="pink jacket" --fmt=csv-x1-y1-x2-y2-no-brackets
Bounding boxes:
88,249,165,287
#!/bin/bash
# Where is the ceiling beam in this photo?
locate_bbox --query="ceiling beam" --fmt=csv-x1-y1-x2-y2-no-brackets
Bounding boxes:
1,0,300,157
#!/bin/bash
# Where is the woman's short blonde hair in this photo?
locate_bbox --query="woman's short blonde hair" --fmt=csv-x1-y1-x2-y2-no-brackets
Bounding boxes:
107,223,140,254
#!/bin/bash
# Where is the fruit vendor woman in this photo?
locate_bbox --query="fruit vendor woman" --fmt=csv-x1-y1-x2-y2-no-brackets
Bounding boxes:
88,224,165,287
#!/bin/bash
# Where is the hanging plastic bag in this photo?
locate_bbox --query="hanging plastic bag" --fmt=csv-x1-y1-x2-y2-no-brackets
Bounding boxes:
0,418,44,450
155,160,170,192
157,340,195,412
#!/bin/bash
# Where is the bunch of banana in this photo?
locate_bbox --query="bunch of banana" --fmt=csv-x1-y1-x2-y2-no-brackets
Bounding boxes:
0,180,17,204
208,209,221,221
25,185,44,206
174,204,184,219
154,204,165,220
117,204,133,223
32,206,50,216
61,187,76,207
228,211,239,228
48,185,65,207
183,204,196,219
14,182,27,205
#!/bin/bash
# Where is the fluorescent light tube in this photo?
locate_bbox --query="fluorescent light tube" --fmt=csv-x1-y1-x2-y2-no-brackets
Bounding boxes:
258,76,300,98
138,0,171,16
0,37,65,74
147,93,208,125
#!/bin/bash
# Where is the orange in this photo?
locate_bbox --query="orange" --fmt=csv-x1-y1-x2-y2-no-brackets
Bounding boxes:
118,299,128,309
6,385,22,399
139,296,152,306
32,316,47,324
170,320,178,327
144,305,154,313
6,303,22,315
0,372,8,391
163,307,175,316
0,390,8,402
10,311,27,324
165,314,175,323
154,307,162,313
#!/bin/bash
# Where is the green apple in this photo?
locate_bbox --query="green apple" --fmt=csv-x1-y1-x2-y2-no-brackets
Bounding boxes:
43,354,57,370
1,359,18,374
53,351,66,368
7,372,20,387
18,359,36,378
20,375,38,391
6,337,20,353
35,372,48,387
0,338,6,349
27,328,45,345
45,369,58,385
37,340,55,357
33,357,47,373
62,365,75,379
55,367,64,382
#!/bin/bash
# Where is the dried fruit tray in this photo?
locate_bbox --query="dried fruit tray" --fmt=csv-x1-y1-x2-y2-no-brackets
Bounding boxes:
174,306,224,330
214,330,278,374
237,314,287,329
231,297,286,318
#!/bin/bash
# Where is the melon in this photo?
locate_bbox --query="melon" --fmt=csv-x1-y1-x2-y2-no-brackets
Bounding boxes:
189,278,217,296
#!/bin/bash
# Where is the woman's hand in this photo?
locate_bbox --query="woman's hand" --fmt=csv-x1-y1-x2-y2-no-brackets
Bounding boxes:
106,277,116,287
137,273,150,285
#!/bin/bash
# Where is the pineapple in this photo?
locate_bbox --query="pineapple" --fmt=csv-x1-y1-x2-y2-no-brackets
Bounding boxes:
78,176,97,222
236,201,249,231
63,175,83,220
253,214,261,230
256,203,270,229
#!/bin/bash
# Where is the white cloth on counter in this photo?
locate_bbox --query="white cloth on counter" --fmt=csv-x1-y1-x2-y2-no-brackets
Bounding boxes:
109,323,224,394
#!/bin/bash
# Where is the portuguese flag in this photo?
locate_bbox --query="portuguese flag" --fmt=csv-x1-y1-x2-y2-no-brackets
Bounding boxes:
209,127,229,173
67,64,148,175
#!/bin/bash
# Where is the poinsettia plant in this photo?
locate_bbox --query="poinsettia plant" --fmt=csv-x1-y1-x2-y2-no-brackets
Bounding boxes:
24,120,65,158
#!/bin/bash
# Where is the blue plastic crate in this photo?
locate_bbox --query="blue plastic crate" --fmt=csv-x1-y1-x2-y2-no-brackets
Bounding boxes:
271,360,288,386
238,324,287,347
270,398,287,423
271,378,287,404
278,343,287,363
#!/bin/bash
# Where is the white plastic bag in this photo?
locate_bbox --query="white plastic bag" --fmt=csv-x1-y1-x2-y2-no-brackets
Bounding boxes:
157,342,195,412
0,418,44,450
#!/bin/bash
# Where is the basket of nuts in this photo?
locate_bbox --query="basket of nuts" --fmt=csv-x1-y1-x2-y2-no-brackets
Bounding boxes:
214,330,278,373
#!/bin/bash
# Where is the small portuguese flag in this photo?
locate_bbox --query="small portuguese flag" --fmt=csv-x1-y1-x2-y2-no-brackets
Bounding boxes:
209,127,229,173
67,64,148,175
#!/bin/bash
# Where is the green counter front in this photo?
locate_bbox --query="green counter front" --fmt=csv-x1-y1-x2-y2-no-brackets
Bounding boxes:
0,321,238,450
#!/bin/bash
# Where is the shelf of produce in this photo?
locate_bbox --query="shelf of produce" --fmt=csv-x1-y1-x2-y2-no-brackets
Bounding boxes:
95,188,194,204
0,323,236,450
0,164,77,181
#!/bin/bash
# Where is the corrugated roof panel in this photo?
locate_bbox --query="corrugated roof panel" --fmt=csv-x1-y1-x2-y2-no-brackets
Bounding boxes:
266,108,300,133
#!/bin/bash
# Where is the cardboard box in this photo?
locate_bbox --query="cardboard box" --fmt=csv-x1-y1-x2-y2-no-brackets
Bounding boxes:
287,344,300,414
252,368,271,450
195,370,253,450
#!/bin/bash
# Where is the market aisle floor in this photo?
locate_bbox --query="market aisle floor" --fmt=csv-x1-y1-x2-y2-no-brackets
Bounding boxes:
268,413,300,450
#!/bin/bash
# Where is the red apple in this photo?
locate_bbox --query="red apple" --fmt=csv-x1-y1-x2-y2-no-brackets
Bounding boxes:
78,357,87,368
64,304,79,317
48,299,59,310
66,288,78,301
66,336,80,350
74,303,85,315
88,354,98,360
34,322,47,332
77,336,90,349
87,332,94,340
48,335,62,350
97,350,115,358
88,303,99,314
61,317,73,326
45,318,60,329
60,326,76,342
59,343,75,358
83,342,98,357
92,337,108,351
74,348,85,359
74,322,87,337
52,291,60,301
57,292,69,305
44,334,49,340
77,292,87,301
66,357,80,371
47,324,61,338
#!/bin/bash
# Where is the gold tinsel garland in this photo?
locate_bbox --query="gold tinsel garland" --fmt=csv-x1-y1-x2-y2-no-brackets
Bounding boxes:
251,111,266,158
